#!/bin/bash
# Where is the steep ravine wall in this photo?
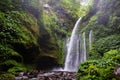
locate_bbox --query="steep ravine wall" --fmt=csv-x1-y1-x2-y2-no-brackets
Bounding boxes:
0,0,79,74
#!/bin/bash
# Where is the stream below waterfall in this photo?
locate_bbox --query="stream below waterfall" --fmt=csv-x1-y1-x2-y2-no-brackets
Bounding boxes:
15,71,76,80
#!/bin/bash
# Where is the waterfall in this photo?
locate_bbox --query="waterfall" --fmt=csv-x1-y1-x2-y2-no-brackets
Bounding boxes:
53,17,88,72
64,17,82,72
82,32,86,61
89,30,93,49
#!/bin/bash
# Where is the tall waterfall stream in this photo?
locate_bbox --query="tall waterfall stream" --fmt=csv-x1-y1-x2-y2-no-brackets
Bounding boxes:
64,17,87,72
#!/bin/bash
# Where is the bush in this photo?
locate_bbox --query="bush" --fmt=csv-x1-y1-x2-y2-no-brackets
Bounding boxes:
104,50,118,59
8,64,26,73
77,49,120,80
0,45,23,62
94,35,120,55
0,73,15,79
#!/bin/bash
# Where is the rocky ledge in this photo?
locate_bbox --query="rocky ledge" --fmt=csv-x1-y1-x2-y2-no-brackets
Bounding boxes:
15,71,77,80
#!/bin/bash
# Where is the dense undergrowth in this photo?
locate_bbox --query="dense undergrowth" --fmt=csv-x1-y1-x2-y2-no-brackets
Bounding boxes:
0,1,39,78
77,50,120,80
77,0,120,80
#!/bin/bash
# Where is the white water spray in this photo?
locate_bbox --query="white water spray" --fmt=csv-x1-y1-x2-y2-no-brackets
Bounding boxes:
64,17,82,72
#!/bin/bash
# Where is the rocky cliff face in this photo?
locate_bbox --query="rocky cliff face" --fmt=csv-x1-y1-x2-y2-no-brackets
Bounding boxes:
0,0,41,72
0,0,78,72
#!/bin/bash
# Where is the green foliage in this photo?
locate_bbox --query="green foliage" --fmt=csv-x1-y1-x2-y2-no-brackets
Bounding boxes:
78,0,120,80
57,39,66,64
60,0,80,18
80,75,102,80
61,0,93,18
0,1,40,72
77,49,120,80
8,64,26,73
0,0,22,12
0,44,25,72
104,50,118,58
88,48,101,59
0,73,15,79
26,0,42,9
0,60,18,71
40,10,67,64
1,60,18,67
60,0,75,18
93,35,120,55
0,11,37,45
88,34,120,59
89,15,98,23
81,21,111,40
41,11,57,34
41,11,67,37
0,45,22,62
109,16,120,33
87,64,98,75
0,54,26,72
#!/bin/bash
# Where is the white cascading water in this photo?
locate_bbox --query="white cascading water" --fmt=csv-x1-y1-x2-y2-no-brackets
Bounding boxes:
82,32,86,62
64,17,82,72
89,30,93,49
75,38,80,69
53,18,87,72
